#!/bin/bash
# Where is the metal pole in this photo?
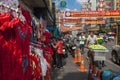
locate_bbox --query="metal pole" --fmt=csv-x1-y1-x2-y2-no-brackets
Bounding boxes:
116,23,118,45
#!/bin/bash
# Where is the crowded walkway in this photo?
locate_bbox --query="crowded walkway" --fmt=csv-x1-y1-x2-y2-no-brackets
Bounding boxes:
52,53,88,80
0,0,120,80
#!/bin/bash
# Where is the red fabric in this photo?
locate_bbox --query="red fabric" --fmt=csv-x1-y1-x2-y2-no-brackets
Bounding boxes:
14,21,32,57
29,54,41,80
0,28,18,80
45,47,53,56
0,13,32,80
21,8,32,25
55,40,63,54
0,13,11,32
43,31,51,44
0,13,11,26
44,68,51,80
0,18,20,31
0,17,21,80
43,47,53,65
13,21,32,80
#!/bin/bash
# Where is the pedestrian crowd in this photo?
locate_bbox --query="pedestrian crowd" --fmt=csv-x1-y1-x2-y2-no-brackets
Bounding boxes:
50,31,94,68
50,31,116,70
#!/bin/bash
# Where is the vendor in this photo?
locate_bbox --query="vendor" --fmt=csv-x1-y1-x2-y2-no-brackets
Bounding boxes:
86,31,98,47
86,31,98,65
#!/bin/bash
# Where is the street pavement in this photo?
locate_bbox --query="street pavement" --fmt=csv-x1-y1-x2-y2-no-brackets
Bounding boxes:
102,41,120,73
52,40,120,80
51,54,88,80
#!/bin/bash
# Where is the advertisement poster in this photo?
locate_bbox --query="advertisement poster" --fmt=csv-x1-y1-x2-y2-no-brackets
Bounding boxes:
96,0,113,10
105,0,113,10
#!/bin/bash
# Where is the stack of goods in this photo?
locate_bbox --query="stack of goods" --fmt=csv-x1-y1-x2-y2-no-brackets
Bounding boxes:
89,44,107,50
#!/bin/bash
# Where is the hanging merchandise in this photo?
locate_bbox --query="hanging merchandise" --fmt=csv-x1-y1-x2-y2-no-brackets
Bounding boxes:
35,47,49,77
30,18,38,42
36,20,41,40
42,29,51,44
0,0,19,9
29,52,42,80
0,2,33,80
30,42,53,80
40,17,47,33
18,4,32,25
0,0,54,80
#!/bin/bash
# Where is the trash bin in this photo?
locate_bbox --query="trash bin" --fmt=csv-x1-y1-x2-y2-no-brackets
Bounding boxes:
101,70,113,80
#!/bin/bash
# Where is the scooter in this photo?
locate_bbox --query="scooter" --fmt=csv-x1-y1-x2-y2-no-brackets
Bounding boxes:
71,44,77,57
62,45,68,58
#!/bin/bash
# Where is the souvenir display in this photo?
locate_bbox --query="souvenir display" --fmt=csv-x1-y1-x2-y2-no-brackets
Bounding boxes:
0,1,53,80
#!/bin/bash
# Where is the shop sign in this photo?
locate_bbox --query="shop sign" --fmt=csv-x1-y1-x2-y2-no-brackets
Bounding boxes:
64,18,81,23
94,52,106,61
85,20,105,24
65,10,120,18
65,11,70,17
62,18,105,24
60,0,67,8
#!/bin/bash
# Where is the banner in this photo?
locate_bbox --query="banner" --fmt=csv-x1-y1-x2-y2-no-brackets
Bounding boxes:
64,10,120,18
85,20,105,24
61,18,105,24
64,18,81,23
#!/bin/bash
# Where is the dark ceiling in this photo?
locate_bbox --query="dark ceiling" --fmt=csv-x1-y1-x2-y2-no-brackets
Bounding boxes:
21,0,54,26
21,0,46,9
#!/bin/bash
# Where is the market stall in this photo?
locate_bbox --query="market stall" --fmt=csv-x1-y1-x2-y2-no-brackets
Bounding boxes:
0,0,55,80
88,44,109,68
87,44,110,80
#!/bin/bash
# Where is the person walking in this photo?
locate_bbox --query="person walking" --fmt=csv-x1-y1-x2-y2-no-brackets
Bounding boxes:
79,32,85,54
53,38,64,69
86,31,98,46
51,37,57,67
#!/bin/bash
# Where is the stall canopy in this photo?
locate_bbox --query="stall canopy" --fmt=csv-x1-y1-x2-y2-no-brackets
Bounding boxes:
21,0,54,26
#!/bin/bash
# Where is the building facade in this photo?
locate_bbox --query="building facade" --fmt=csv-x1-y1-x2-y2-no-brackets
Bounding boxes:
114,0,120,10
81,0,97,11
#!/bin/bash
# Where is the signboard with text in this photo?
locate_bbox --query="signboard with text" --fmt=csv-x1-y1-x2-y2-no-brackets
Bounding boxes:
62,18,105,24
60,0,67,8
65,10,120,18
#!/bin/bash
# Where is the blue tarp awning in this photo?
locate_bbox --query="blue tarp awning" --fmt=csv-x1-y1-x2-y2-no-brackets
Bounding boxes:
46,26,55,31
46,26,61,37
